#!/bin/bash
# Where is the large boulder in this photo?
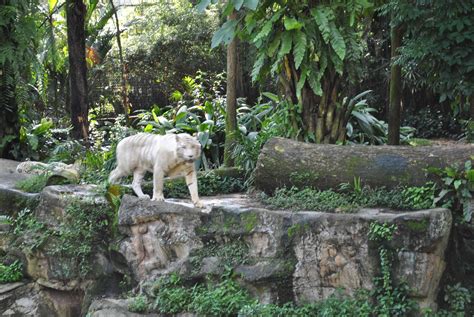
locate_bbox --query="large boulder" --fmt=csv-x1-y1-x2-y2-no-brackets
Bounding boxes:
254,137,474,192
117,194,451,310
0,159,39,215
3,184,119,316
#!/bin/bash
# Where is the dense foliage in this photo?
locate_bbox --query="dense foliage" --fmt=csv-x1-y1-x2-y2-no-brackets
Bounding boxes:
386,0,474,105
260,182,436,212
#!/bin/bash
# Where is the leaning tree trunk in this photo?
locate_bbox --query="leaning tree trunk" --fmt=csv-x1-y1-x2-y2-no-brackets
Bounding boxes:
255,137,474,193
66,0,89,141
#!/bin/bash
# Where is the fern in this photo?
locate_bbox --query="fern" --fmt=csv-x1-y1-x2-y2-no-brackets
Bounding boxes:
293,30,307,69
251,52,266,82
311,7,332,45
296,67,308,101
277,31,293,60
329,22,346,60
253,19,273,44
267,33,281,57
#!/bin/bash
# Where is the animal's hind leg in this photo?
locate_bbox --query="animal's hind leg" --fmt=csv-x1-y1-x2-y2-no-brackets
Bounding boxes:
132,170,150,199
151,167,165,202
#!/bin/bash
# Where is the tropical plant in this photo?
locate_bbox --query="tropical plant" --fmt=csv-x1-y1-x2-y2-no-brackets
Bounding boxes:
346,91,415,145
428,160,474,223
0,0,40,158
136,72,227,169
199,0,372,144
0,260,23,284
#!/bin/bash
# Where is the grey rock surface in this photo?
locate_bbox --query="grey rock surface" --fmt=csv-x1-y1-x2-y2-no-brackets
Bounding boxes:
0,159,39,215
117,194,451,310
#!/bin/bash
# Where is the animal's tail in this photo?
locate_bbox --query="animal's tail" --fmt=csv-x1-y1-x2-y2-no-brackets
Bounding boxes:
108,168,123,184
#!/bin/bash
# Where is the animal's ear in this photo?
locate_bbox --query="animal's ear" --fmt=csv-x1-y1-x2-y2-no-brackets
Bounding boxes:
175,134,183,145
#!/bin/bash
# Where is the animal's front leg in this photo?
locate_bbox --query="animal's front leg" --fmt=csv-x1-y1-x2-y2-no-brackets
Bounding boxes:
185,169,203,208
132,170,150,199
151,167,165,201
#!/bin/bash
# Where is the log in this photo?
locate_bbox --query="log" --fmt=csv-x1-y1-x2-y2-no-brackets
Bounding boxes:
254,137,474,193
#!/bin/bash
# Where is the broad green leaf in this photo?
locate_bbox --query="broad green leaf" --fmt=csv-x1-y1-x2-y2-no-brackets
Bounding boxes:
27,134,39,151
311,7,331,44
233,0,244,10
86,0,99,25
277,31,292,60
465,160,472,170
196,0,211,12
330,51,343,75
308,71,322,96
463,202,473,222
175,112,187,123
211,20,238,48
267,34,281,57
454,179,462,190
293,30,307,69
262,92,279,102
243,0,259,10
144,124,153,132
329,22,346,60
48,0,58,14
251,52,265,82
466,170,474,183
444,177,454,186
296,69,308,102
253,19,273,43
284,16,303,30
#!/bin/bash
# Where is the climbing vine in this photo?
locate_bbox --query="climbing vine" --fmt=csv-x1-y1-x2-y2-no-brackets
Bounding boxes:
368,222,417,316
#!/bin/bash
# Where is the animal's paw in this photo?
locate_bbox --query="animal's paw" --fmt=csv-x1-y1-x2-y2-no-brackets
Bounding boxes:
151,195,164,202
193,200,204,208
138,194,150,200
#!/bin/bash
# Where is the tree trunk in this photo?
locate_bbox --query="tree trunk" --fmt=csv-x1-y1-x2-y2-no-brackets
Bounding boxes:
66,0,89,141
223,11,238,167
388,23,403,145
254,137,474,193
280,55,346,144
110,0,130,122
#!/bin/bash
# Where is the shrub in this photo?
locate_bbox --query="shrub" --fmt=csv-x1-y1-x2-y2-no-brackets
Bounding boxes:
0,260,23,284
429,160,474,222
15,173,51,193
128,295,148,313
261,183,438,212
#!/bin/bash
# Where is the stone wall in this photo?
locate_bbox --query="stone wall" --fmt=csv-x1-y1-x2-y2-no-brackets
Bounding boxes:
117,194,451,310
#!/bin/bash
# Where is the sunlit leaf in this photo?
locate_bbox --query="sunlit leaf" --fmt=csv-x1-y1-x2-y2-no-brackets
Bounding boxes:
211,20,238,48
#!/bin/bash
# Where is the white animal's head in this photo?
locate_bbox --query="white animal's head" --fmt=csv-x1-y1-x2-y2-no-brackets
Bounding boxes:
176,134,202,163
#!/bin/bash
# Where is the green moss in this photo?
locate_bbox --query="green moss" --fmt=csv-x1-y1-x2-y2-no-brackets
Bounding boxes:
190,239,249,274
346,156,367,175
15,174,50,193
287,223,310,238
241,212,258,233
407,138,432,146
289,171,319,185
405,219,429,232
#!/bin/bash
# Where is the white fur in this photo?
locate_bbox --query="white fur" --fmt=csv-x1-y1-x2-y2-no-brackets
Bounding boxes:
109,133,203,208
